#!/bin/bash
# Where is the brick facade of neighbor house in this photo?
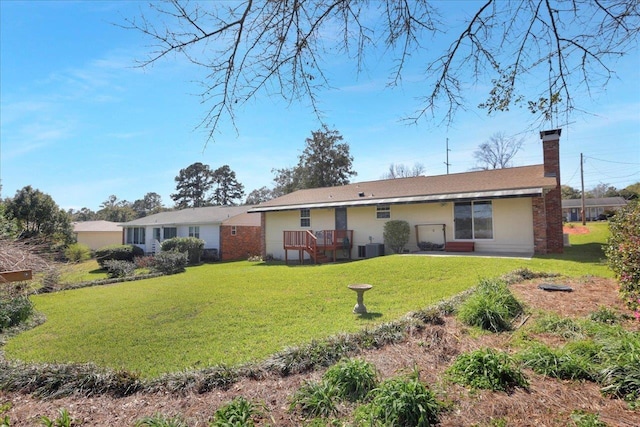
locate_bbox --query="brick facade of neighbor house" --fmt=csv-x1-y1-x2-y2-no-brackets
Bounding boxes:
260,212,267,259
533,129,564,254
219,225,262,261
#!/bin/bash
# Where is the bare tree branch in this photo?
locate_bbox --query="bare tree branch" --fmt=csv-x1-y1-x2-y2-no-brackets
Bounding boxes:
123,0,640,143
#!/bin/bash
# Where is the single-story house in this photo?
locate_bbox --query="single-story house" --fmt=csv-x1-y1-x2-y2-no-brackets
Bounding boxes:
250,129,564,262
120,206,260,261
73,220,123,250
562,197,628,222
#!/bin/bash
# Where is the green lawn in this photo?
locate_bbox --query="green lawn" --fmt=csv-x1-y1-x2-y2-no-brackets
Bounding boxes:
5,223,612,378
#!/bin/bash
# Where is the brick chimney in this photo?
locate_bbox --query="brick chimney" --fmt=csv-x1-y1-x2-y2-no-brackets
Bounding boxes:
533,129,563,254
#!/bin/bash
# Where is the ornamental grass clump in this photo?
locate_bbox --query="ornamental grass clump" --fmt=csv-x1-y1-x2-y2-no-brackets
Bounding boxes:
358,371,441,427
323,358,378,402
289,380,338,419
135,413,188,427
517,343,595,381
211,396,261,427
446,348,529,392
457,278,524,332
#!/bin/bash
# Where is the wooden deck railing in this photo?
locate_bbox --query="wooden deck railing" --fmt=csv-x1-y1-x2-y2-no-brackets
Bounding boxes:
283,230,353,264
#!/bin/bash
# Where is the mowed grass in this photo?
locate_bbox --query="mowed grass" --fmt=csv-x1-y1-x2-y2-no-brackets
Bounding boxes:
5,223,611,378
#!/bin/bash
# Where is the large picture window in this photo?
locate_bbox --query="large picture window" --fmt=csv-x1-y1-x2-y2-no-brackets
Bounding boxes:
300,208,311,227
454,201,493,239
126,227,145,245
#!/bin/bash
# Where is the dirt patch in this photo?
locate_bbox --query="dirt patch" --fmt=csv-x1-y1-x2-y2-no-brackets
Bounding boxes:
2,276,638,426
563,225,590,235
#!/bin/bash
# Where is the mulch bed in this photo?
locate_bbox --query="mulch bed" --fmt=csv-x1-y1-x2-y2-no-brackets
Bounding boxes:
2,276,638,426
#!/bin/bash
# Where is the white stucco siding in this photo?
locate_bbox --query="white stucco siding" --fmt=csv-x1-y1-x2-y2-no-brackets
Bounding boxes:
197,225,220,249
265,210,300,259
473,198,534,253
386,203,452,251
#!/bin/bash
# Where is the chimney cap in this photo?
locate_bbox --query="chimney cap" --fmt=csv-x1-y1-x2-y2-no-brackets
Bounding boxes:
539,129,562,139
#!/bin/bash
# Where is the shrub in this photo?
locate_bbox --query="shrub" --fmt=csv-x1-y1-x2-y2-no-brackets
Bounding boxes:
605,200,640,309
103,260,136,278
95,244,144,268
446,348,529,392
134,255,156,269
211,396,260,427
359,372,440,427
323,358,378,402
0,296,34,332
161,237,204,265
383,220,410,254
64,243,91,263
457,278,524,332
151,251,188,275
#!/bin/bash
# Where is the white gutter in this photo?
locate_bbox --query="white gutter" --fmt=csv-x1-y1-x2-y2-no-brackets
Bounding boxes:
250,187,545,212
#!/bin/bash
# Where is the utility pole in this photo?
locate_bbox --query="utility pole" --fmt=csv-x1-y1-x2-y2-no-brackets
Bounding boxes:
580,153,586,225
444,138,451,174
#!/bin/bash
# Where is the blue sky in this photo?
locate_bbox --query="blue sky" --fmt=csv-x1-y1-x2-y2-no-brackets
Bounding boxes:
1,1,639,212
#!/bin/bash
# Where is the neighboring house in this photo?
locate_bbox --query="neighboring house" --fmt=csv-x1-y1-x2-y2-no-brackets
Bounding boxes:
73,220,123,250
562,197,628,222
120,206,259,260
250,129,564,262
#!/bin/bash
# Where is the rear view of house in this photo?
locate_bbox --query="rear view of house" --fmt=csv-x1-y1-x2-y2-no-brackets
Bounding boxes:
250,129,564,262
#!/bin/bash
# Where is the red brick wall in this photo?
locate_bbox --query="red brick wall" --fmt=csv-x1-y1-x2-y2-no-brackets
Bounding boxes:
533,130,564,254
532,196,548,254
220,225,262,261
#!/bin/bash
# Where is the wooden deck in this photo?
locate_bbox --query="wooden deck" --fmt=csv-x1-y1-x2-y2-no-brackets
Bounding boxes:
283,230,353,264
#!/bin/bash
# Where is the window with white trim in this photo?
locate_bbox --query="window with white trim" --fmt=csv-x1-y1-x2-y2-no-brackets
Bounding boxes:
126,227,145,245
376,204,391,219
231,226,237,236
188,226,200,238
454,201,493,239
300,208,311,227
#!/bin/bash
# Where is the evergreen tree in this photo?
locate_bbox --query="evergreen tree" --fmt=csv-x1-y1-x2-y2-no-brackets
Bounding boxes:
171,162,215,208
211,165,245,206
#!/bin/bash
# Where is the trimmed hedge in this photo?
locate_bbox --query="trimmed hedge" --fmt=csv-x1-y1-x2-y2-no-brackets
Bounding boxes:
95,244,144,268
161,237,204,265
383,220,410,253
